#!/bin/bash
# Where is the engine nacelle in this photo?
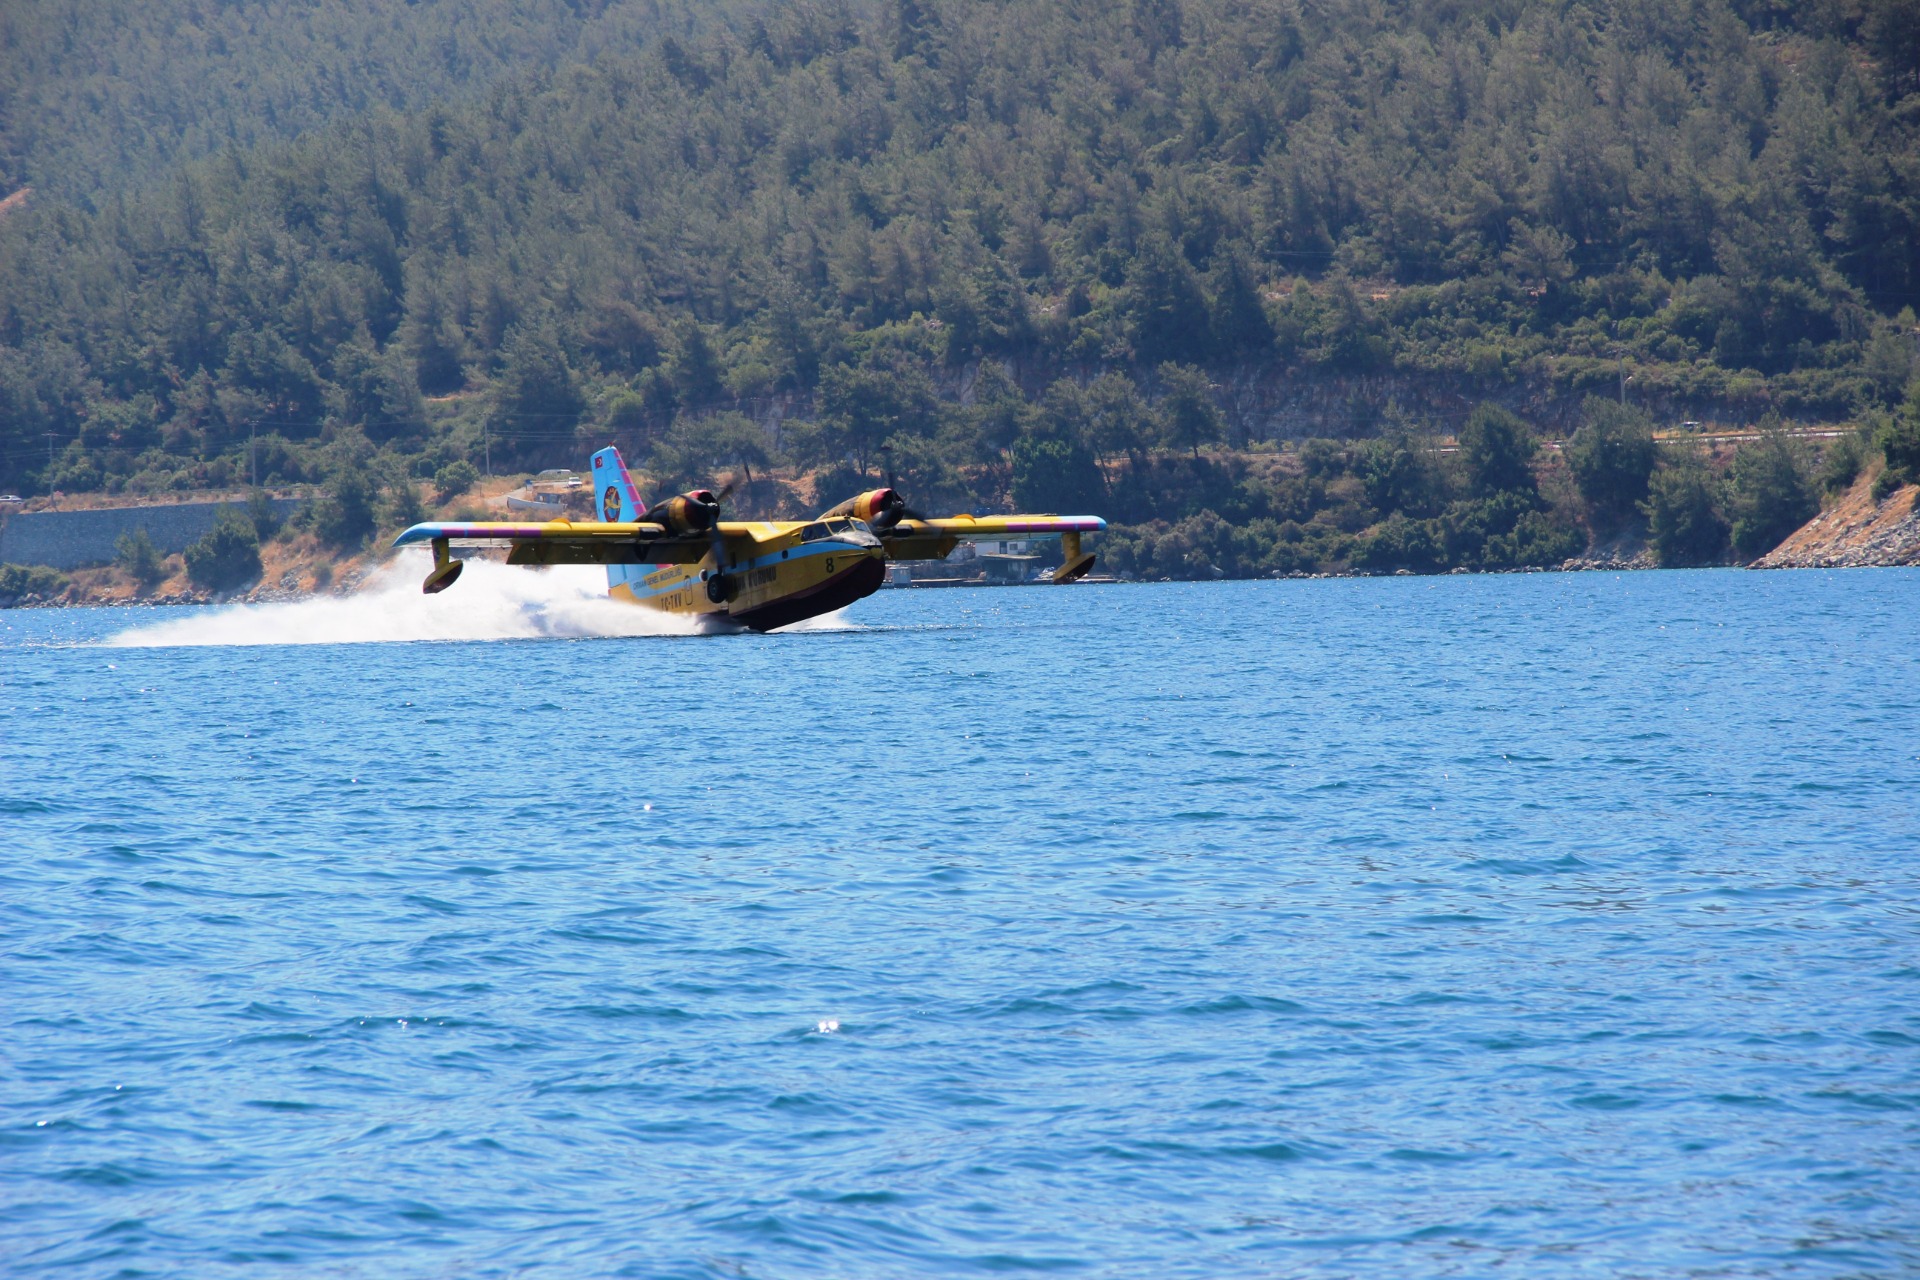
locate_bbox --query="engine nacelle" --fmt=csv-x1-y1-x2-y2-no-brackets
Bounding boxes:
643,489,720,536
821,488,906,529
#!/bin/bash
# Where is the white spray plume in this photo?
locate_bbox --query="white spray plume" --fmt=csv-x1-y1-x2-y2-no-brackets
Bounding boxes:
105,554,724,648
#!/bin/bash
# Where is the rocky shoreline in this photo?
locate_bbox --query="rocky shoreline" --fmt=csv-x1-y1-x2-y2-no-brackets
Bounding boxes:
1753,474,1920,570
5,480,1916,610
2,551,1901,610
0,557,377,610
1,588,325,609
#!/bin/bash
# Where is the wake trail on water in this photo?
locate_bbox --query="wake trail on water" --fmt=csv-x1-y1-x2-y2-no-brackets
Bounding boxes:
104,554,720,647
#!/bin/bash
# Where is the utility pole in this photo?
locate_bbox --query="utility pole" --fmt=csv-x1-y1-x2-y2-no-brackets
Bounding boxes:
250,424,257,488
484,422,492,477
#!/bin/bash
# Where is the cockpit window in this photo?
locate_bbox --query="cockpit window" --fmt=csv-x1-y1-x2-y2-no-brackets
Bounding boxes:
797,518,869,543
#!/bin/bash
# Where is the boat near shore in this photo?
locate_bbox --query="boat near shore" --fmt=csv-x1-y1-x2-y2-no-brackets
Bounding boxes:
501,470,587,520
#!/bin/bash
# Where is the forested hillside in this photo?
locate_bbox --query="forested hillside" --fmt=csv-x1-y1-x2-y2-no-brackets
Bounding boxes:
0,0,720,200
3,0,1920,576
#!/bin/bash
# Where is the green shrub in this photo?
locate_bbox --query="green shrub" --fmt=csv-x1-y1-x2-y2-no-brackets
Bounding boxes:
246,489,284,540
1726,431,1816,558
377,462,426,530
1011,434,1104,514
1359,435,1447,518
1457,404,1538,498
183,506,262,591
1565,398,1656,521
1101,510,1285,579
1357,513,1442,573
1502,509,1586,567
0,563,70,601
1156,364,1226,456
433,459,480,504
489,320,587,458
1818,429,1870,496
1642,463,1729,566
310,456,379,548
602,389,653,438
1872,394,1920,495
114,527,166,586
1299,439,1354,480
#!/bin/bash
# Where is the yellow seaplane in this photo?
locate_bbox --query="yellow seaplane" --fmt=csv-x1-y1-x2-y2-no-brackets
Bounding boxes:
392,446,1106,631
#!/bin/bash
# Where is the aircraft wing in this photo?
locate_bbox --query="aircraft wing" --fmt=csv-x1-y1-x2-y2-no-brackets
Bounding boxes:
392,519,721,591
891,515,1107,538
392,519,717,562
876,514,1108,581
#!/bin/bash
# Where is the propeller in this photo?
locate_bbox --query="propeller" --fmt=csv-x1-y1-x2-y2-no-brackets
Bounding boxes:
877,446,923,526
874,488,926,531
704,475,741,604
873,445,919,530
640,488,721,533
821,486,924,532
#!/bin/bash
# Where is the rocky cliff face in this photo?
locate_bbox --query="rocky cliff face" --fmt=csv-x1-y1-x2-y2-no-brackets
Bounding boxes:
1754,472,1920,570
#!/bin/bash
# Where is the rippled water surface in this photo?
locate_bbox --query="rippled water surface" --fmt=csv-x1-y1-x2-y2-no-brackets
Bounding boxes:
4,569,1918,1278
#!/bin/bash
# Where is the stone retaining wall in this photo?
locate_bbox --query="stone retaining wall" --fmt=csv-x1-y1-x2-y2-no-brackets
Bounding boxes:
0,499,304,570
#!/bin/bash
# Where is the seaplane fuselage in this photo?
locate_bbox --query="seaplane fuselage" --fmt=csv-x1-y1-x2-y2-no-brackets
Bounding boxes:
393,445,1105,632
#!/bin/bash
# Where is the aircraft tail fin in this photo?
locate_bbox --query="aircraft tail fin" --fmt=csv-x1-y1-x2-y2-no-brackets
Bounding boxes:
590,445,647,595
589,446,644,523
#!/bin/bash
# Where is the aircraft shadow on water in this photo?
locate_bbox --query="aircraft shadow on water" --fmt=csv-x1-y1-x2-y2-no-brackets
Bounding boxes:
394,446,1106,631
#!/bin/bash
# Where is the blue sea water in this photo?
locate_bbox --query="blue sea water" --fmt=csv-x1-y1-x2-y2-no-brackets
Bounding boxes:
2,567,1917,1278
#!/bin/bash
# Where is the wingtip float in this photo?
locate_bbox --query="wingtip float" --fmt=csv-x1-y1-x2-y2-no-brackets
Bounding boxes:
392,446,1107,631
